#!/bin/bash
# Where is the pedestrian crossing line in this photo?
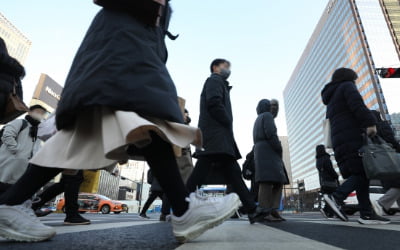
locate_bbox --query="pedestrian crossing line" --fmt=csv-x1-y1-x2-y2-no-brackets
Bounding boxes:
52,221,160,235
304,219,400,232
177,221,343,250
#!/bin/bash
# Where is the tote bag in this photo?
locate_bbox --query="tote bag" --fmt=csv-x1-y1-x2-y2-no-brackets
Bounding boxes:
360,135,400,180
323,119,332,148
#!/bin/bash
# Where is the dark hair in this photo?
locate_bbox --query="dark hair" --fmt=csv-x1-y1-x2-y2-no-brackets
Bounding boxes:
29,104,47,112
210,58,230,73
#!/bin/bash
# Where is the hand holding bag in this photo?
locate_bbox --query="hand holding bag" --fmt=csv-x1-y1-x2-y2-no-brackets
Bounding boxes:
0,80,29,124
359,135,400,180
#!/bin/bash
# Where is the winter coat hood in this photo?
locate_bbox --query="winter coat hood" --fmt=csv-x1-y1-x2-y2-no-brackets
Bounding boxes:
316,145,329,158
322,68,358,105
256,99,271,115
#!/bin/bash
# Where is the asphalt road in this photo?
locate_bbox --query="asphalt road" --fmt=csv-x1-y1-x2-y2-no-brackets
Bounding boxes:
1,212,399,250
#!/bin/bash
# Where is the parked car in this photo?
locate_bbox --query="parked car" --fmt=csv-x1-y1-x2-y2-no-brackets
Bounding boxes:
342,186,400,215
56,193,126,214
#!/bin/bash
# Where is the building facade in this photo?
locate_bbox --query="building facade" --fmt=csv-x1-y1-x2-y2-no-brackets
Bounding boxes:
391,112,400,140
380,0,400,59
0,12,31,65
283,0,397,191
30,73,63,113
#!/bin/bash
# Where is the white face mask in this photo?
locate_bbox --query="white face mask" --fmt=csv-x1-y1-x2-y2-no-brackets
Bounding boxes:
30,112,44,121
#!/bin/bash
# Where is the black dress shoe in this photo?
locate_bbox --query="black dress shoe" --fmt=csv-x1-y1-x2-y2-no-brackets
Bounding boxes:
64,213,91,225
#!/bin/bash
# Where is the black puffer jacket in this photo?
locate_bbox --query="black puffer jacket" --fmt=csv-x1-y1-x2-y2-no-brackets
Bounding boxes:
321,68,376,178
55,2,184,129
195,73,241,159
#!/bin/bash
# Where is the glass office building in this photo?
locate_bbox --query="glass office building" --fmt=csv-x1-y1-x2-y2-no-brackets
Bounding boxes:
0,12,31,65
283,0,397,190
380,0,400,57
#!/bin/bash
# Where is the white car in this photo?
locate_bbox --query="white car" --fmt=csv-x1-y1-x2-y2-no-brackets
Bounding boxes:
343,186,399,215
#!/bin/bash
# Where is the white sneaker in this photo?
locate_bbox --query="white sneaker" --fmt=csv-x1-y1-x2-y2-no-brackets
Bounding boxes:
371,200,384,217
0,200,56,242
171,192,241,243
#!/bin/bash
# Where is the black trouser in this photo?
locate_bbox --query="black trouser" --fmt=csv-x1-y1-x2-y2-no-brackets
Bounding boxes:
140,190,164,215
0,132,190,217
0,182,12,196
186,155,256,213
32,171,84,217
334,174,372,217
250,178,259,203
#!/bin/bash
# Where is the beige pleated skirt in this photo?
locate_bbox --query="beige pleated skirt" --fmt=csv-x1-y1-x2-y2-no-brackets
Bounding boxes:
30,107,202,171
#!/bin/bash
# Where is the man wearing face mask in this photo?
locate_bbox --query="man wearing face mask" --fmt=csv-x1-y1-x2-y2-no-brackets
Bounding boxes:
0,105,46,194
187,59,263,223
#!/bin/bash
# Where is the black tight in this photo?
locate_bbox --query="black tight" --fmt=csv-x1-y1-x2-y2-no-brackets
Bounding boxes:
0,132,189,217
186,155,256,213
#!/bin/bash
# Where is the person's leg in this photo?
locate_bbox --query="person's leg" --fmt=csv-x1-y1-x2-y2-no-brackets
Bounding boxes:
140,191,159,215
0,182,12,196
333,176,357,203
258,183,273,209
352,175,372,217
0,164,63,205
161,194,171,215
186,157,213,193
223,160,256,213
140,133,190,217
31,182,64,210
63,171,84,216
270,184,285,221
272,184,283,210
378,188,400,211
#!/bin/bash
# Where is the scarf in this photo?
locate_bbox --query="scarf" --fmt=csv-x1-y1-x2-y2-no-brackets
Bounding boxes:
25,115,40,141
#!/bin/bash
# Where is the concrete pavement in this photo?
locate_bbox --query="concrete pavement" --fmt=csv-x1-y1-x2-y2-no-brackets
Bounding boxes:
1,213,400,250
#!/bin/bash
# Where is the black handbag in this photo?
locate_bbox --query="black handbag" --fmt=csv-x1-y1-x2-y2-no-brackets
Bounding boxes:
320,178,339,189
359,135,400,180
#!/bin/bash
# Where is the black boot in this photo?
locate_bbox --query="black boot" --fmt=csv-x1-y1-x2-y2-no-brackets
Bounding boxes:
64,213,91,225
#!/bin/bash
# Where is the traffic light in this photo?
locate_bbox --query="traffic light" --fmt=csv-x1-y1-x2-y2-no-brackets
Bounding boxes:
376,67,400,78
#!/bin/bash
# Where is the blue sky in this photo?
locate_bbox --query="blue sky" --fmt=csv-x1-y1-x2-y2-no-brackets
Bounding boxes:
1,0,329,158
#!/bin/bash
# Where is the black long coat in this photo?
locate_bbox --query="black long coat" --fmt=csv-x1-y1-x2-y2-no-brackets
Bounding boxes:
253,99,289,184
316,146,339,192
55,4,183,130
321,81,376,178
195,73,241,160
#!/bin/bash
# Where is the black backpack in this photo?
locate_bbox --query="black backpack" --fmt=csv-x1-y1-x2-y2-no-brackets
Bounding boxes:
0,119,28,146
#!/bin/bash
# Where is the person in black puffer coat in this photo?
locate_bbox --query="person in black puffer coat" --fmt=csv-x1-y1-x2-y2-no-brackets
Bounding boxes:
0,37,25,122
321,68,390,225
316,145,339,218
